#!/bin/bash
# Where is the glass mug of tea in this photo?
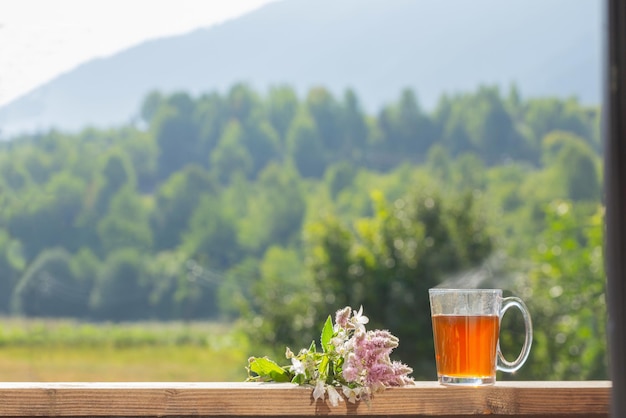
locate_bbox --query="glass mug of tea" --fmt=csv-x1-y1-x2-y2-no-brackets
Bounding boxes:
428,288,532,386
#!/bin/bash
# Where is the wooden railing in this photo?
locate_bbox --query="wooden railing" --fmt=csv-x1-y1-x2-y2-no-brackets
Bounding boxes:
0,381,610,417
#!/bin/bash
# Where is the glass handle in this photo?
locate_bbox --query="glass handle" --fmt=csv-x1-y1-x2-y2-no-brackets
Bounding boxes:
496,296,533,373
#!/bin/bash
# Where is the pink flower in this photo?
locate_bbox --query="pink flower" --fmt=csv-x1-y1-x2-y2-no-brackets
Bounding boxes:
342,359,359,382
366,363,390,384
335,306,351,328
340,328,413,389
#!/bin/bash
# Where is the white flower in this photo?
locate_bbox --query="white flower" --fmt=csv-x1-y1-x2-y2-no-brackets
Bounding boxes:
313,380,326,401
331,330,348,353
349,305,369,333
327,385,343,407
331,336,344,349
342,386,362,403
290,358,305,375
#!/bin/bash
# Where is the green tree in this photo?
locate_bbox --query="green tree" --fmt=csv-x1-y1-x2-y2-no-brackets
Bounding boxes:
238,163,306,254
512,201,606,380
267,85,299,142
21,145,53,184
241,120,281,176
8,171,86,260
452,152,487,191
425,144,452,183
0,155,31,191
524,97,597,153
194,92,226,163
306,87,342,153
541,131,601,202
139,91,165,125
437,86,531,164
12,248,89,317
217,257,260,320
435,94,473,157
340,89,369,161
210,120,253,184
376,89,435,166
0,231,25,313
227,83,261,123
140,90,166,125
97,187,153,254
143,250,188,319
325,161,358,200
153,97,201,181
70,247,101,286
239,246,317,358
122,129,158,192
182,194,240,272
485,163,531,214
89,248,149,320
151,164,216,250
286,110,326,178
91,150,136,217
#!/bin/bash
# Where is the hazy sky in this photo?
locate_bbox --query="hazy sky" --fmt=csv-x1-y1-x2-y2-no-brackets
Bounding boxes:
0,0,275,106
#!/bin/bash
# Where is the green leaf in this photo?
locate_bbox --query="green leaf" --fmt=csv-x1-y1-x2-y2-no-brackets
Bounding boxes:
292,373,306,385
321,315,333,352
319,355,330,380
248,357,292,382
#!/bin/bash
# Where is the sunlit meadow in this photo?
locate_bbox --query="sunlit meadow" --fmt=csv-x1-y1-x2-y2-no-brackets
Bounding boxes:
0,318,248,381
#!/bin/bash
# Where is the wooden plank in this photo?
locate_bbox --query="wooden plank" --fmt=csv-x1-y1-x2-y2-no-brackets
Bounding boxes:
0,381,610,417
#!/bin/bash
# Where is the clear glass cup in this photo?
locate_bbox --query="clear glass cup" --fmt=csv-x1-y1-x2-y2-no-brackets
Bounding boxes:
428,288,533,386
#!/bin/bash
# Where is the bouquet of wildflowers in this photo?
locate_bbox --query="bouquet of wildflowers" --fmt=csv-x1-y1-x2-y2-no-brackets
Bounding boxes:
246,306,414,406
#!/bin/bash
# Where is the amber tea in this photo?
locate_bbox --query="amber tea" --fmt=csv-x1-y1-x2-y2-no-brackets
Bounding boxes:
431,315,499,379
428,289,532,386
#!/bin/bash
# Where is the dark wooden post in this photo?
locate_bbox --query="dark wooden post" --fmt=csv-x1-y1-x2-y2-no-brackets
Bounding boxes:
605,0,626,417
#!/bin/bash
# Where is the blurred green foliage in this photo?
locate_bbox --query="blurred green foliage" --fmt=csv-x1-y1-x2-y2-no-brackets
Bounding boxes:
0,83,605,380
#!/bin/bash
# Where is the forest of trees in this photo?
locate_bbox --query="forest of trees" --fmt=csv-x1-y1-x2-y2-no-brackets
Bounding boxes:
0,83,605,380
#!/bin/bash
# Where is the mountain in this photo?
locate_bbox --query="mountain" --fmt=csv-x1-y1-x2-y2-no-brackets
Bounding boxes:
0,0,602,138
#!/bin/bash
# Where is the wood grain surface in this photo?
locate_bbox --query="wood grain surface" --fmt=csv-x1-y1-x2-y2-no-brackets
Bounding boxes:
0,381,610,417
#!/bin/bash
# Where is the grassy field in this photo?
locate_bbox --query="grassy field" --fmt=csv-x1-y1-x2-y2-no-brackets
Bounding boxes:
0,318,249,381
